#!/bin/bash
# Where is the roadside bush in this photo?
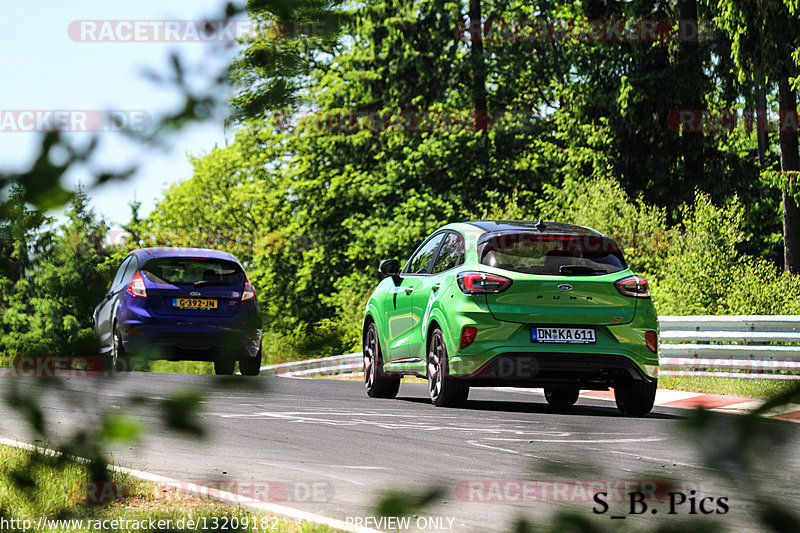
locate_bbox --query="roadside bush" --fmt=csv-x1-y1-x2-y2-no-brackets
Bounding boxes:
537,177,671,277
532,177,800,317
0,192,109,358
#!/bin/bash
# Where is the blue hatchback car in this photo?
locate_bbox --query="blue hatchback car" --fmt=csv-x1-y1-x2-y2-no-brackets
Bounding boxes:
92,247,262,375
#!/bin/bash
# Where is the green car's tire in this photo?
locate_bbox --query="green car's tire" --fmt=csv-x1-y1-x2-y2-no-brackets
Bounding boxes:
615,379,657,416
544,386,580,409
428,328,469,407
364,323,400,398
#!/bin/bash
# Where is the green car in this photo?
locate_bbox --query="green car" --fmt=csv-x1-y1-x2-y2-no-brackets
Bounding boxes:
362,221,659,416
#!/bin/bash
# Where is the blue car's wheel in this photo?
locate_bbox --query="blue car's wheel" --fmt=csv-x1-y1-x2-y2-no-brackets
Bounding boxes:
112,326,133,372
214,355,235,375
364,322,400,398
239,347,262,376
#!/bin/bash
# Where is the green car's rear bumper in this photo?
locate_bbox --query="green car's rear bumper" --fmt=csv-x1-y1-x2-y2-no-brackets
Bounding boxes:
445,301,659,388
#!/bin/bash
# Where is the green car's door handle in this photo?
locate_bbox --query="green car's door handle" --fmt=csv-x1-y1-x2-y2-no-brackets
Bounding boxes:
404,287,414,295
431,283,441,292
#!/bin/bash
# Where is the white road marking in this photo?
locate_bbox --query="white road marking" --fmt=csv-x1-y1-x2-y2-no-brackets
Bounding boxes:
257,461,372,486
219,410,460,419
464,439,570,464
607,450,711,470
483,436,668,444
216,411,588,436
326,465,393,470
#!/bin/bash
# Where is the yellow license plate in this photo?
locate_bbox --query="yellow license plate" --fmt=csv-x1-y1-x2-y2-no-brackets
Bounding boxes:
173,298,217,309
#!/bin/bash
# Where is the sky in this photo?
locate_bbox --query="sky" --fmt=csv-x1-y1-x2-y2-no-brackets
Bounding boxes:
0,0,246,229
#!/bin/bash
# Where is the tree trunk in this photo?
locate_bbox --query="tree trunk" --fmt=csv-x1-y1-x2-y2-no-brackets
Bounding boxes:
678,0,703,192
753,67,768,166
469,0,488,132
779,78,800,273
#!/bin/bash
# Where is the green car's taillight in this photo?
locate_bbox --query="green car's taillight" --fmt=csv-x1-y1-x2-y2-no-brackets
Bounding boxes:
457,271,512,294
460,326,478,349
645,330,658,354
615,275,650,298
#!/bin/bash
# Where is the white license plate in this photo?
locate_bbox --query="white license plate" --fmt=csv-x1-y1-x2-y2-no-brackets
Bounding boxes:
531,327,596,344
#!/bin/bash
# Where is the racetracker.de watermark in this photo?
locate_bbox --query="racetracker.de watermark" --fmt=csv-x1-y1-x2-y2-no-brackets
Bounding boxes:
456,479,674,503
667,109,800,133
346,516,456,531
0,110,152,133
68,19,282,43
0,356,105,379
282,108,534,134
79,479,334,504
457,18,718,43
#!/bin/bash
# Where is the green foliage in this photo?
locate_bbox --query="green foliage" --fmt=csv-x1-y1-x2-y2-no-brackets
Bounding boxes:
230,1,347,120
0,445,336,533
150,0,783,360
159,390,206,437
537,177,670,276
2,0,797,361
655,193,800,315
533,176,800,317
374,487,445,518
0,189,110,358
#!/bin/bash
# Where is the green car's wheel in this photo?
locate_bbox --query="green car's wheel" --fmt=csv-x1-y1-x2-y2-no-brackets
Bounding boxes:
364,322,400,398
428,328,469,407
615,379,657,416
544,386,580,409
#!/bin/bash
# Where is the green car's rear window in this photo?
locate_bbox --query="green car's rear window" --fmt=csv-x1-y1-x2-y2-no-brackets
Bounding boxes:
478,232,627,276
142,258,245,286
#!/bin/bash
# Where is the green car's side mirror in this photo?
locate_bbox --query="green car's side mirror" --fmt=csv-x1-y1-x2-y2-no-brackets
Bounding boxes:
378,259,400,279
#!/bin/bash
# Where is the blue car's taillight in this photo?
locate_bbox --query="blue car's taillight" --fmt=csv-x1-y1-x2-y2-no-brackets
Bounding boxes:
127,271,148,298
242,276,256,301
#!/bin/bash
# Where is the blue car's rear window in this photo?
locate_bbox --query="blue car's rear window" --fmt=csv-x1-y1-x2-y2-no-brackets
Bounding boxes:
478,232,627,276
142,258,245,286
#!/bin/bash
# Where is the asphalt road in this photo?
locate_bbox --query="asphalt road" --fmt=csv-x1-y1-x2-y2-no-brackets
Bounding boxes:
1,374,798,532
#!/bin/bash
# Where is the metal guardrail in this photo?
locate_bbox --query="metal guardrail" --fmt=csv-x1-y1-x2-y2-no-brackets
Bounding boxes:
262,316,800,380
260,353,362,377
659,315,800,379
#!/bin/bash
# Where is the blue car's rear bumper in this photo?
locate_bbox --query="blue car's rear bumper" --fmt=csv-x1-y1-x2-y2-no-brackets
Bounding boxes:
118,298,262,360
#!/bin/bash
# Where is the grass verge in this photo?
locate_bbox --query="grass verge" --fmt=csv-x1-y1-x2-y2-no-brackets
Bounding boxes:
0,445,342,532
658,375,797,399
148,360,215,374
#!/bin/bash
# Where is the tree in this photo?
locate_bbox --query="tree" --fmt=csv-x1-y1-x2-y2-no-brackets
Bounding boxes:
715,0,800,272
0,185,48,282
0,189,109,356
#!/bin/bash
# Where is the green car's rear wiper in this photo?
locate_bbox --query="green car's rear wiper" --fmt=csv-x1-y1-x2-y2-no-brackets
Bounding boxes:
558,265,607,275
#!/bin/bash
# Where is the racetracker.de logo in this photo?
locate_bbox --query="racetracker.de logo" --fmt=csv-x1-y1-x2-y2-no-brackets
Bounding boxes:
0,110,151,133
68,19,269,42
456,18,711,43
164,480,334,503
456,479,674,503
667,109,800,133
0,356,105,379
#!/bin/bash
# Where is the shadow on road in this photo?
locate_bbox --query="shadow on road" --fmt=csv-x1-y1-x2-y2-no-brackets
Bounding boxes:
395,396,681,419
